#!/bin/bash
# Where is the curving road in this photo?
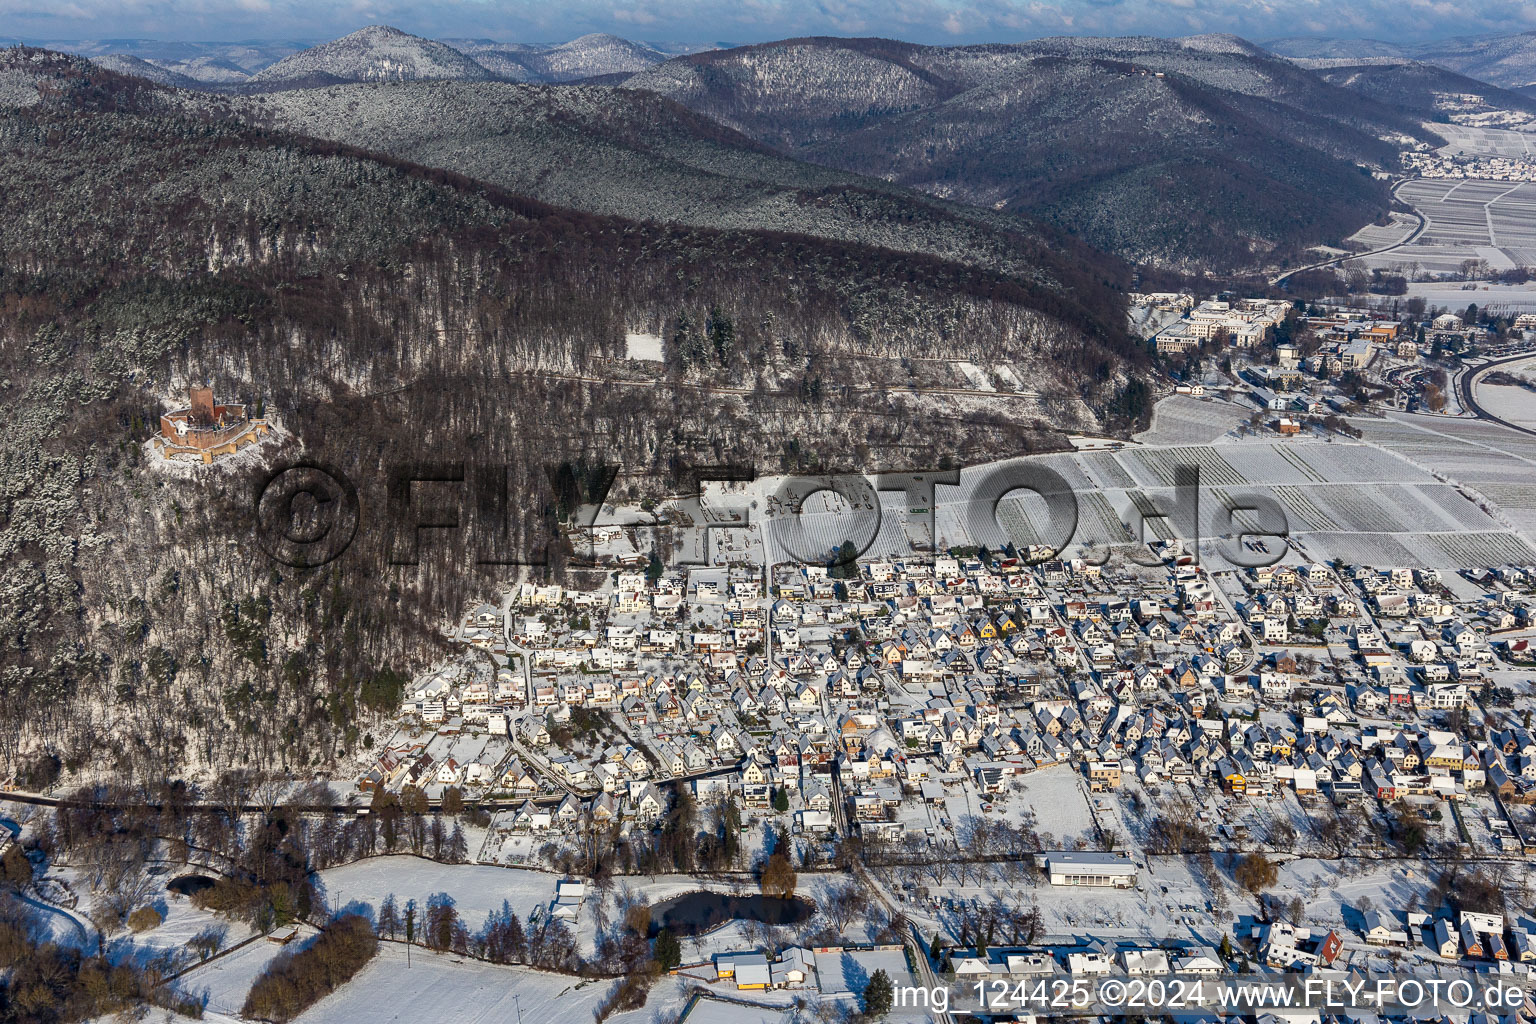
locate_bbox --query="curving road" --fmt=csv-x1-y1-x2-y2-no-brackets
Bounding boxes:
1457,353,1536,438
1272,178,1427,286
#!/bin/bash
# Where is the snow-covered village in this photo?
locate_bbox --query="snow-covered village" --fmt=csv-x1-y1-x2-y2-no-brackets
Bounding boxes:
12,4,1536,1024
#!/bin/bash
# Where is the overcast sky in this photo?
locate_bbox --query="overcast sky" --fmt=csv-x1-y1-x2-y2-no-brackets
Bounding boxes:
3,0,1532,46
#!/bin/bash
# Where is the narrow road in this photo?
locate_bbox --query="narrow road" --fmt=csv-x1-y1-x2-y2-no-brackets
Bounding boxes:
1271,179,1427,286
851,854,951,1024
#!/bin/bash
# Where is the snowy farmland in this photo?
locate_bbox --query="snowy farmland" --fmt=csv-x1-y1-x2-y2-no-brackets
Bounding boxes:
1359,176,1536,275
683,408,1536,571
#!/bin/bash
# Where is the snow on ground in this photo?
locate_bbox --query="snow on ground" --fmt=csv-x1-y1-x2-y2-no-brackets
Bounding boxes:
33,862,258,971
1011,766,1097,845
321,855,870,958
179,925,321,1018
954,361,995,391
20,890,90,948
1134,396,1248,446
321,857,564,938
683,999,793,1024
819,947,913,995
625,331,664,361
292,942,679,1024
110,881,256,966
1477,384,1536,429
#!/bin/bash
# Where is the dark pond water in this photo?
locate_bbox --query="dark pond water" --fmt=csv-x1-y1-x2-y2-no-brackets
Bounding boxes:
650,891,813,937
168,874,216,897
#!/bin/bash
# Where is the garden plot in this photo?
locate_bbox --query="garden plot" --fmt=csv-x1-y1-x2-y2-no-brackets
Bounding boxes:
817,949,933,1024
819,948,916,997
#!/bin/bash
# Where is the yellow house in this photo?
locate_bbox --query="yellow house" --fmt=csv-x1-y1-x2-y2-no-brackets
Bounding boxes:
1223,767,1247,795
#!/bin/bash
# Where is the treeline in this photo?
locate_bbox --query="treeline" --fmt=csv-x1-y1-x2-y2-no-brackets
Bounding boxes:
0,888,202,1024
241,914,377,1023
32,776,486,946
374,892,583,972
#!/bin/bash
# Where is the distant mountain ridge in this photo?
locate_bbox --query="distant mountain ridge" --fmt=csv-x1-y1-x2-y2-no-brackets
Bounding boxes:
227,77,1119,291
622,34,1432,270
1267,31,1536,89
57,26,713,88
1297,58,1536,122
448,34,680,83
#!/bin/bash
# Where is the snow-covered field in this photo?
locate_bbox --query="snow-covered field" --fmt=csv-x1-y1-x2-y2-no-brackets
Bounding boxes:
180,925,321,1018
624,331,664,361
291,942,657,1024
322,857,559,932
1134,396,1248,446
1476,384,1536,429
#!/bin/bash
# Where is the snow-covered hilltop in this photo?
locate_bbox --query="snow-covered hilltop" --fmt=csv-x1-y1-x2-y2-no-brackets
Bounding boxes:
80,26,708,87
251,25,494,85
451,33,673,83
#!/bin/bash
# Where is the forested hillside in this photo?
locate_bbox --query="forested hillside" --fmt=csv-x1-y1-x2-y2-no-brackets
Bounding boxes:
228,79,1121,285
625,35,1433,270
1268,31,1536,91
1299,59,1536,121
0,48,1140,783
